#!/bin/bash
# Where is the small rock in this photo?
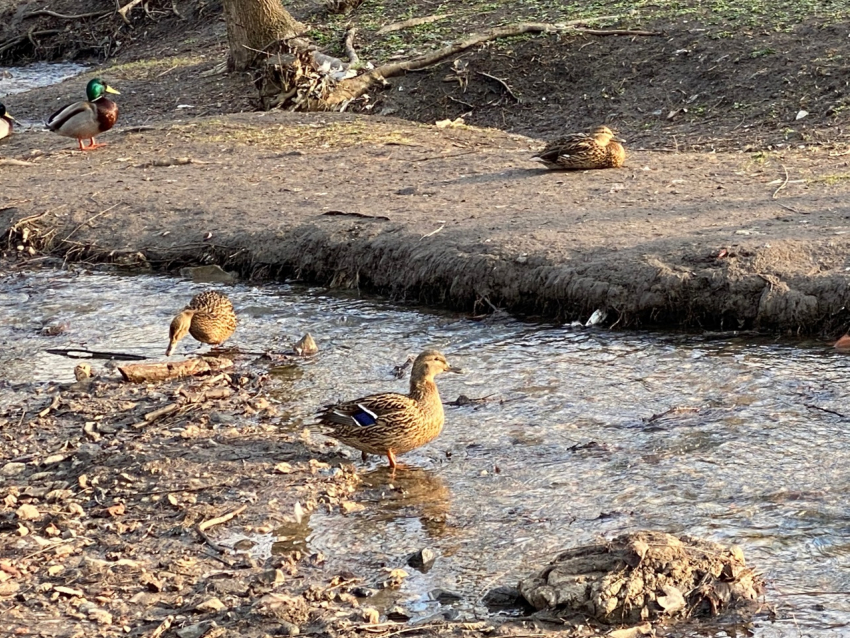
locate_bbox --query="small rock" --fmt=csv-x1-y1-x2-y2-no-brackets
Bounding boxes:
15,504,40,521
482,585,524,610
88,608,113,625
195,597,226,613
277,620,300,636
74,443,102,461
273,462,293,474
293,333,318,356
1,462,26,477
176,621,215,638
74,363,92,381
0,581,20,596
430,588,462,604
362,608,380,624
351,587,377,598
255,569,286,586
209,411,236,425
386,606,410,622
54,586,84,597
407,548,436,572
43,453,69,465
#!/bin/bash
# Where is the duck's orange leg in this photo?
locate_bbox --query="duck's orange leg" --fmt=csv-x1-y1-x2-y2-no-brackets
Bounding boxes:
387,449,398,478
81,137,106,151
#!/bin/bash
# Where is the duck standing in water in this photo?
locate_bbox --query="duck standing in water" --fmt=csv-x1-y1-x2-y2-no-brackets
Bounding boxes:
534,125,625,170
0,104,16,140
47,78,120,151
166,291,238,356
317,350,462,470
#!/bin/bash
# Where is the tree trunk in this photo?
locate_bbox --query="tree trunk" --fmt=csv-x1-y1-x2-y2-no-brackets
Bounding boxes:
222,0,305,71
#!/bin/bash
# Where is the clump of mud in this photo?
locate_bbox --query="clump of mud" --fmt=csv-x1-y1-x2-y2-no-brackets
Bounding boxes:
518,530,764,625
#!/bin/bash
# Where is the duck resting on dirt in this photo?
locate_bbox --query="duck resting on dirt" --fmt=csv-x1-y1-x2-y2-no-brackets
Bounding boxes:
0,103,16,140
46,78,120,151
316,350,462,471
534,125,625,170
166,290,238,356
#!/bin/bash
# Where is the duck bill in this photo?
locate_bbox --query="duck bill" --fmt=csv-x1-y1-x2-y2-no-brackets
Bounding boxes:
6,113,17,122
447,365,464,374
613,135,626,143
105,86,120,94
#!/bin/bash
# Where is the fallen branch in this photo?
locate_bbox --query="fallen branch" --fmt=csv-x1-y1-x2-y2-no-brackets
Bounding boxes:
475,71,518,101
46,348,146,361
117,0,144,24
118,357,233,383
22,8,111,20
344,26,359,65
0,159,35,166
198,504,248,532
0,29,61,55
376,13,454,35
325,21,661,108
135,156,216,167
644,406,700,423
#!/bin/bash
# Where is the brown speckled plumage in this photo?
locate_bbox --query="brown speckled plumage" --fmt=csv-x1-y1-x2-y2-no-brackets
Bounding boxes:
317,350,462,469
166,290,237,356
534,125,625,170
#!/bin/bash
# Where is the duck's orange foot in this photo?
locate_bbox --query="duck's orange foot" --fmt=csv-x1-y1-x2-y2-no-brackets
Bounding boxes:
79,138,106,151
834,334,850,350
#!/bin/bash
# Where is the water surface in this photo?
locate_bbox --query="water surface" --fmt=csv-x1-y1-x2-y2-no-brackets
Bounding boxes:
1,266,848,635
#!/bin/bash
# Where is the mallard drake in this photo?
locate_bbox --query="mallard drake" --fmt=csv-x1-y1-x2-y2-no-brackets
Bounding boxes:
317,350,462,469
0,103,16,140
46,78,119,151
534,125,625,170
166,290,237,356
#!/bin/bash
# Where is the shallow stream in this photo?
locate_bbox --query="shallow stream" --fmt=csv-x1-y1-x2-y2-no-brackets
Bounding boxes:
2,266,849,636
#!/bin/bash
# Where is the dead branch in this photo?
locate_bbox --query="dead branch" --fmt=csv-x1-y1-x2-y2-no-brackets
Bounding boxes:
118,357,233,383
22,8,111,20
134,157,216,168
325,21,661,108
0,29,61,55
475,71,518,101
46,348,146,361
198,504,247,532
377,13,454,35
117,0,144,24
0,159,35,166
344,27,359,65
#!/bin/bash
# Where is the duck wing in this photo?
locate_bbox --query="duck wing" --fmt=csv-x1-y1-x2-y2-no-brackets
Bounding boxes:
46,101,97,133
534,136,597,163
318,392,418,429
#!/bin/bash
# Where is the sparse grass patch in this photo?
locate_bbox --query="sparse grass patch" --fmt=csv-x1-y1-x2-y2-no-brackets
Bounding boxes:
106,56,208,80
183,120,417,149
810,172,850,186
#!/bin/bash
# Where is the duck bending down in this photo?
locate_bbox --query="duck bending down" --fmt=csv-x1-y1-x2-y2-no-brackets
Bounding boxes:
0,104,16,140
534,125,625,170
47,78,120,151
317,350,462,470
166,290,237,356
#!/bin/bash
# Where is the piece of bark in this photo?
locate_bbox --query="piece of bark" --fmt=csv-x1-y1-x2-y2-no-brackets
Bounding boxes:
118,357,233,383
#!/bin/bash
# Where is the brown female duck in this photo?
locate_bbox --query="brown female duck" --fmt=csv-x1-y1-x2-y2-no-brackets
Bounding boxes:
317,350,462,470
166,290,237,356
534,125,625,170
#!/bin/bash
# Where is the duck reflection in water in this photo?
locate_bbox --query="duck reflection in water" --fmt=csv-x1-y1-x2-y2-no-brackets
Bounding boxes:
357,465,456,541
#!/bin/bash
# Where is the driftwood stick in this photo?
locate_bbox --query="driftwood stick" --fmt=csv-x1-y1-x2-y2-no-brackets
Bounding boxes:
118,357,233,383
343,26,359,65
198,504,248,532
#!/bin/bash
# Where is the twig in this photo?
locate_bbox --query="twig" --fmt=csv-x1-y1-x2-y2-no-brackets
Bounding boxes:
772,164,789,199
46,348,146,361
22,8,111,19
198,504,248,532
134,157,217,168
777,202,805,215
573,27,661,36
343,26,359,65
644,406,700,423
413,150,477,162
475,71,518,101
61,204,119,243
0,159,35,166
804,404,848,419
420,223,445,240
148,615,174,638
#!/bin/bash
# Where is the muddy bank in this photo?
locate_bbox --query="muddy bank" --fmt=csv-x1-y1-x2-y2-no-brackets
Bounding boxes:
3,111,850,334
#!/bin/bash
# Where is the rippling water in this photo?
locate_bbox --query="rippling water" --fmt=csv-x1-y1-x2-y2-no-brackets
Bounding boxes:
0,62,86,98
2,266,849,635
